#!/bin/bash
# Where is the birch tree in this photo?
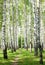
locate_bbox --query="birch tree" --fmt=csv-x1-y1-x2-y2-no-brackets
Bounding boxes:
2,0,8,59
15,0,19,49
6,0,10,49
33,0,39,56
24,1,28,50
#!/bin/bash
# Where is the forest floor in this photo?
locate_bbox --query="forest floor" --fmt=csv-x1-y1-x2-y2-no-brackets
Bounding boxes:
12,54,21,65
0,48,45,65
12,48,45,65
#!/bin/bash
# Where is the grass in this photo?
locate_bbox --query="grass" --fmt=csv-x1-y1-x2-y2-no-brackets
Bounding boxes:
16,49,45,65
0,48,45,65
0,49,19,65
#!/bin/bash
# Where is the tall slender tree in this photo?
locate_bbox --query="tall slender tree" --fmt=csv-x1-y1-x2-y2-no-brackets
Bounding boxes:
15,0,19,49
2,0,8,59
33,0,39,56
24,1,28,50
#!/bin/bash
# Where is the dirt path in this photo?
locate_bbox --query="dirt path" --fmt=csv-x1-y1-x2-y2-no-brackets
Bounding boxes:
12,50,22,65
12,55,21,65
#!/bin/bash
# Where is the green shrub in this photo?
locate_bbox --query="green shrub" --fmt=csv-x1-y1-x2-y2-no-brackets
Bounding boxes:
18,35,24,48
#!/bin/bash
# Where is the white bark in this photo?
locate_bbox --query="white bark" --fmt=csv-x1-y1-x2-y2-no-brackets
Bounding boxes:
2,0,6,50
15,0,19,49
24,3,28,50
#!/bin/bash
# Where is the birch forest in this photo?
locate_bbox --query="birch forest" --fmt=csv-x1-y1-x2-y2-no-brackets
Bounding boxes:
0,0,45,65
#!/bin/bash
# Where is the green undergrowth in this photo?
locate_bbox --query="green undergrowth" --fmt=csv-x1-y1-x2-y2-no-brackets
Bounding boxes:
0,48,45,65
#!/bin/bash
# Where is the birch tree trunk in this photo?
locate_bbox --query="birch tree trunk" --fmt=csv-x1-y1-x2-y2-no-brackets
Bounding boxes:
37,0,43,64
29,0,33,52
2,0,8,59
33,0,38,56
15,0,18,49
24,4,28,50
9,1,14,52
12,0,16,52
6,0,10,49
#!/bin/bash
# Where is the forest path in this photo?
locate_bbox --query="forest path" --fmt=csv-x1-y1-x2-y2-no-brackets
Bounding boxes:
12,50,22,65
12,54,21,65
